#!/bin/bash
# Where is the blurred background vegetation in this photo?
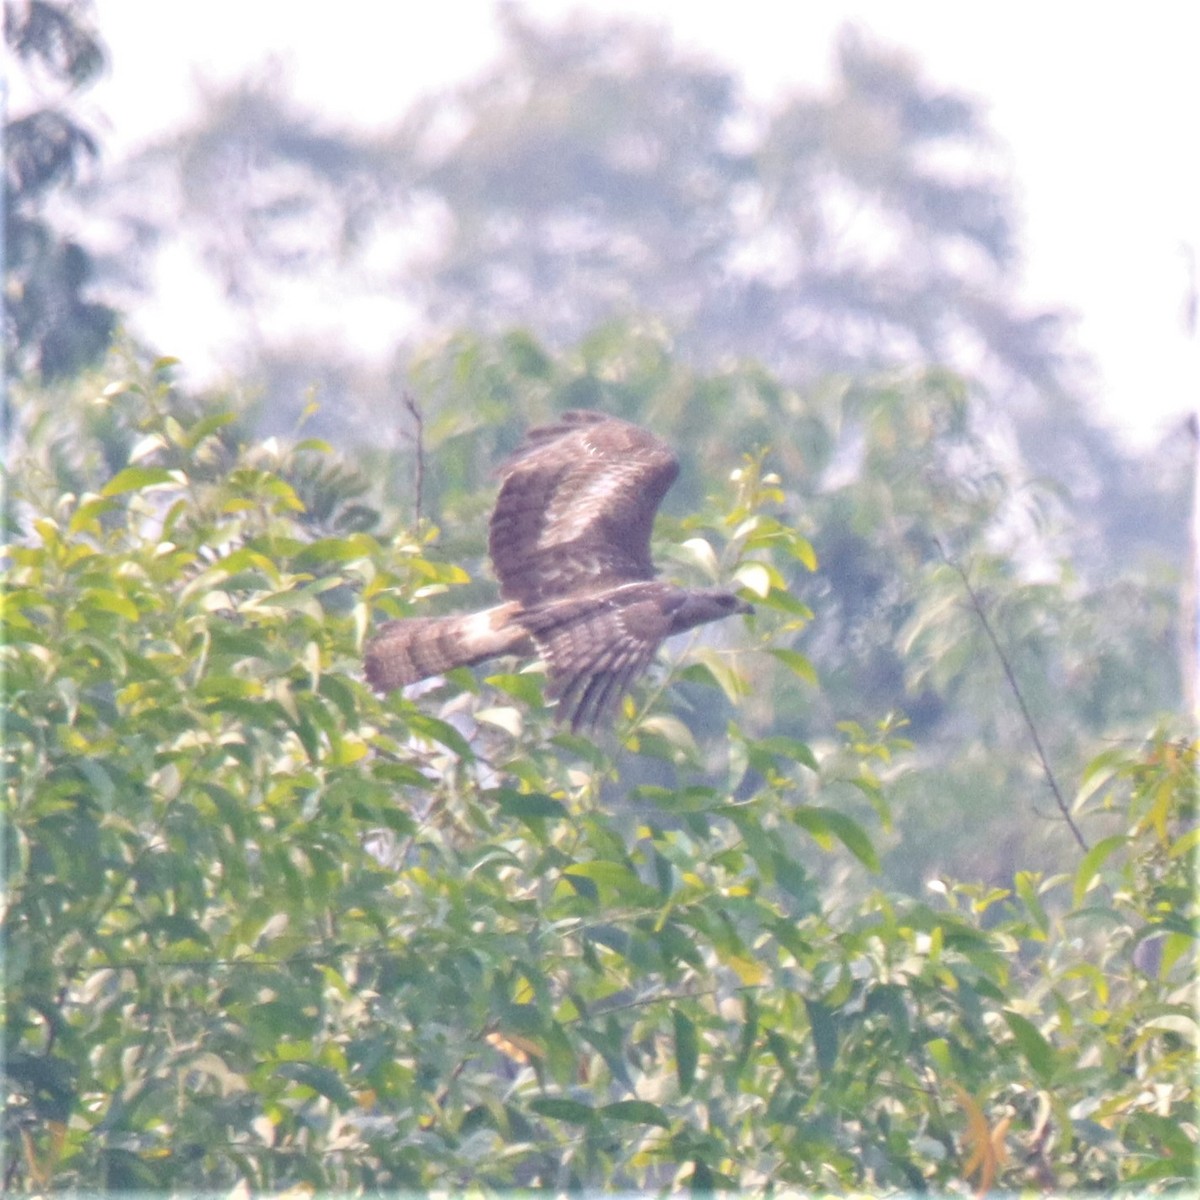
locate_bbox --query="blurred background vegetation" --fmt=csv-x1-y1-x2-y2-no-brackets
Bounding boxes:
3,0,1194,1191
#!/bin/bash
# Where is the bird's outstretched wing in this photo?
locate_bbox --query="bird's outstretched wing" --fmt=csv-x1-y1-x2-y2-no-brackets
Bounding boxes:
488,410,680,606
516,581,678,730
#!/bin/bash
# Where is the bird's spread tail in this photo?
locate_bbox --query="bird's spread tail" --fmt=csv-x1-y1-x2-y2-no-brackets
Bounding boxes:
364,602,532,693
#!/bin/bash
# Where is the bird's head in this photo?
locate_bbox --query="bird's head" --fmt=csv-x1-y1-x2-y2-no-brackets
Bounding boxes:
668,587,754,634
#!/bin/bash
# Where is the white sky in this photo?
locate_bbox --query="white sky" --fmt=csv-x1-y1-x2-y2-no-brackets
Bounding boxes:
87,1,1199,447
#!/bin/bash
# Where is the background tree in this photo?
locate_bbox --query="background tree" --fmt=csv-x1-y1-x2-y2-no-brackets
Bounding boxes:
86,8,1185,571
4,0,116,382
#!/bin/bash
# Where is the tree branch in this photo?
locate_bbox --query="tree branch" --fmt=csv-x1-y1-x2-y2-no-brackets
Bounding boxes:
403,391,425,531
939,547,1089,853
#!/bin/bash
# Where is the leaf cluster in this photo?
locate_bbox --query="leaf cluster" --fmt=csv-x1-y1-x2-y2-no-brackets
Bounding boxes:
3,350,1193,1192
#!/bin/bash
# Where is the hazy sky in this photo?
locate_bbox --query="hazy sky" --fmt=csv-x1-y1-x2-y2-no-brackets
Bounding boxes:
87,1,1199,446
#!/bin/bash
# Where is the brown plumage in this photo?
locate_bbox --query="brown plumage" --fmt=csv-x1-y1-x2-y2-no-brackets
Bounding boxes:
364,410,751,730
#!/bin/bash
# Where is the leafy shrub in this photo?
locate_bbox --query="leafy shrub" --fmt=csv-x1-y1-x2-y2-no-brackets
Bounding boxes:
3,350,1193,1191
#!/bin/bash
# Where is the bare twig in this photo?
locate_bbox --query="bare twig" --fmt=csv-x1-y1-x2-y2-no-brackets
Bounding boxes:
403,392,425,531
939,546,1089,853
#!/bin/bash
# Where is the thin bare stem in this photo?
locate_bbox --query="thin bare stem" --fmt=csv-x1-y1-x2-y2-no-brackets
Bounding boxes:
403,391,425,530
939,547,1089,853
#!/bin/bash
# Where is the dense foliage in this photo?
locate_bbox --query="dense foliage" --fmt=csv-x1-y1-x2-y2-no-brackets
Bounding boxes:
3,344,1193,1192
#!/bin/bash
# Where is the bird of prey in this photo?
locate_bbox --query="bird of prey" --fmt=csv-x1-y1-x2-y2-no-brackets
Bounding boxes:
364,409,751,730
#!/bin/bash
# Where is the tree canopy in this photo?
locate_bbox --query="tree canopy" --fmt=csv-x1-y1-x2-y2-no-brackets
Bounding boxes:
4,0,116,382
84,8,1185,574
3,337,1193,1192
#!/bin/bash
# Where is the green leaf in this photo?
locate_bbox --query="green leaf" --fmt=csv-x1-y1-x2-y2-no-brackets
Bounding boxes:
600,1099,671,1128
684,651,749,704
180,409,236,449
292,536,375,568
81,587,140,621
495,789,568,820
768,647,818,684
1072,834,1128,908
791,806,879,871
757,735,819,772
66,495,118,535
100,466,185,495
926,1037,954,1075
638,714,699,754
1127,1111,1197,1165
632,784,722,813
406,712,475,760
563,873,599,902
735,993,759,1071
530,1097,594,1124
754,588,814,617
276,1062,354,1108
804,998,838,1078
1002,1010,1055,1082
485,671,545,707
1014,870,1050,936
475,705,523,736
789,536,818,571
563,861,661,906
673,1010,698,1094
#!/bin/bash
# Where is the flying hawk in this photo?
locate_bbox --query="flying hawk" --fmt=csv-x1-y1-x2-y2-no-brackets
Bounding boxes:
364,410,752,730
